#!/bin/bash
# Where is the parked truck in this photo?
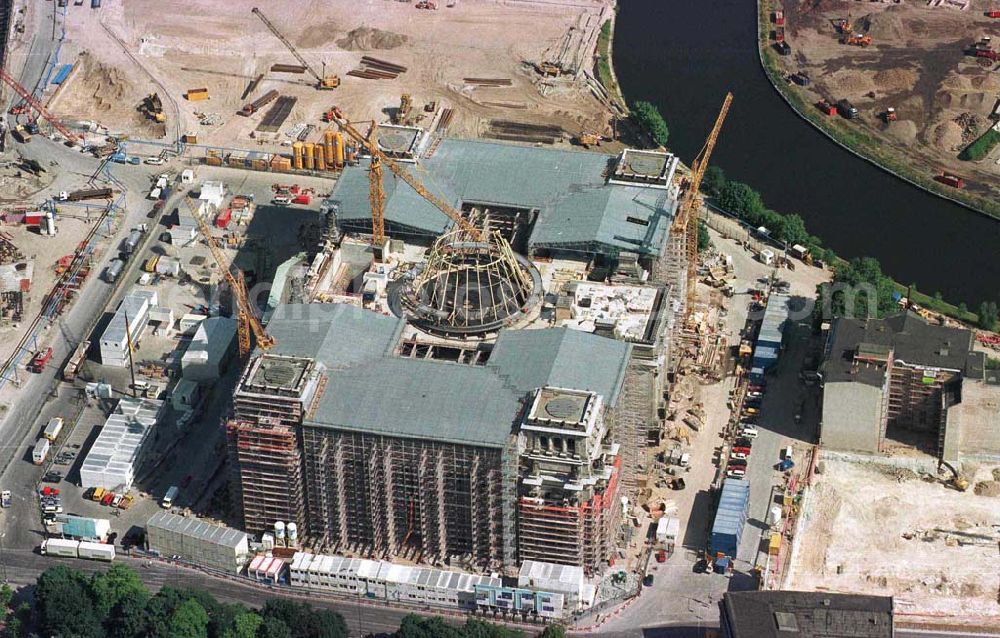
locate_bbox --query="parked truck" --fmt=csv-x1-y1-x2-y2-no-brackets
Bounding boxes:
57,188,113,202
43,417,64,442
33,438,51,465
40,539,115,562
28,347,54,373
709,478,750,560
103,258,124,283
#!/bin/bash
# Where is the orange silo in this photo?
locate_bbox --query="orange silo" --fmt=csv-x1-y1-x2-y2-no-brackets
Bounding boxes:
292,142,304,170
323,130,335,166
333,132,345,168
315,150,326,171
303,143,315,170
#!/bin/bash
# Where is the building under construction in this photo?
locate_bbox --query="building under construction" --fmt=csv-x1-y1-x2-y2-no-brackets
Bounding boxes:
228,303,631,572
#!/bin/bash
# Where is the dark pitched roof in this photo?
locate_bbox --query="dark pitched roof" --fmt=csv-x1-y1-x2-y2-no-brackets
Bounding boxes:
721,591,894,638
822,311,980,386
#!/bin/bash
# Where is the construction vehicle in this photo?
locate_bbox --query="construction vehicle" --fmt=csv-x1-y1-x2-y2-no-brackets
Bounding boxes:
881,107,897,123
573,132,601,148
28,347,54,373
394,93,413,125
185,196,275,358
989,9,1000,18
940,461,969,491
252,8,340,90
321,107,338,123
835,13,852,34
1,68,81,145
11,125,31,144
415,1,438,8
140,93,166,123
535,61,562,77
842,33,872,47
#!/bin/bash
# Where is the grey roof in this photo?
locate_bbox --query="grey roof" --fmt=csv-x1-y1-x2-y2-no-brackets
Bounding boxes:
488,327,632,407
263,304,632,447
822,312,980,385
326,138,677,255
264,303,405,367
721,591,894,638
146,510,247,549
310,358,524,447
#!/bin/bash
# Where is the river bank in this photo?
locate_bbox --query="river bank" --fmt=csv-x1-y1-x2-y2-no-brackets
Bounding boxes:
755,0,1000,222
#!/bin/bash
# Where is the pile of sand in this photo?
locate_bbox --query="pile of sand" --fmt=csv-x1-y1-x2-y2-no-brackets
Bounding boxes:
873,68,918,93
336,26,408,51
858,8,906,40
932,120,965,151
829,69,875,95
886,119,918,146
974,480,1000,497
80,56,130,112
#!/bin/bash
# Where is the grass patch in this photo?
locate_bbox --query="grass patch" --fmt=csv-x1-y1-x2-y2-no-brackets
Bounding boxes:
959,128,1000,161
595,20,621,105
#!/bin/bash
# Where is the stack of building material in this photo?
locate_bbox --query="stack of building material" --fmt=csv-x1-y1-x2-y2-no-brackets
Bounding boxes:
346,56,408,80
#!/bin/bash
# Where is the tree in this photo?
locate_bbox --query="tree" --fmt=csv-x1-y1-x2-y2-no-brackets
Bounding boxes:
91,564,149,618
697,220,711,251
463,618,523,638
536,626,566,638
630,100,669,147
35,566,105,638
826,256,897,318
106,590,150,638
0,583,13,618
222,611,263,638
167,599,210,638
716,181,764,220
979,301,999,331
258,617,293,638
778,213,809,246
394,615,464,638
701,165,726,197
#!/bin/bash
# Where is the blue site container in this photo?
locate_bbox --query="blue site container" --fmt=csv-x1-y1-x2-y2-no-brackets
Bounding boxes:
710,478,750,559
91,0,101,8
714,556,730,574
51,64,73,85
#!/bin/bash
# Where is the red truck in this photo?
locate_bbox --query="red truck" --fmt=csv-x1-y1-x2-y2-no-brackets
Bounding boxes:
292,193,312,205
28,347,53,373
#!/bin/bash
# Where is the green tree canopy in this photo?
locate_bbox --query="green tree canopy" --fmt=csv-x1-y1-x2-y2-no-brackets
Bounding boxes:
91,564,149,618
536,626,567,638
35,566,105,638
630,100,669,147
979,301,999,331
168,599,210,638
701,165,726,197
716,181,764,219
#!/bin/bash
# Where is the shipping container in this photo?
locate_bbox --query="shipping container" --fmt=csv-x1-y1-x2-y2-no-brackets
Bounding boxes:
41,538,79,557
43,417,64,442
91,0,102,8
77,541,115,562
185,88,210,101
215,208,232,228
709,478,750,559
33,438,51,465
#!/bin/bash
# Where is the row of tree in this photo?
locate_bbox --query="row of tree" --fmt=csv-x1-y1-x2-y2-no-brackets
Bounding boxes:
3,566,566,638
701,166,835,264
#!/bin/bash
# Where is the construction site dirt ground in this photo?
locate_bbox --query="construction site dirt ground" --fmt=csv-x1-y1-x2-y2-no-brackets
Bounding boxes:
50,0,615,151
786,458,1000,623
775,0,1000,201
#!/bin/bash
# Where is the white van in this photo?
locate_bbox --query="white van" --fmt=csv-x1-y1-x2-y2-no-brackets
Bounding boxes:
161,485,179,508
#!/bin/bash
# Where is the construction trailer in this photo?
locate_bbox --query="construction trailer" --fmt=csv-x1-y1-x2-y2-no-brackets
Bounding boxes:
146,510,249,573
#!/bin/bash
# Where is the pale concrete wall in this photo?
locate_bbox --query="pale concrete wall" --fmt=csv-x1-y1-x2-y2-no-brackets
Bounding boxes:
820,382,884,453
949,380,1000,461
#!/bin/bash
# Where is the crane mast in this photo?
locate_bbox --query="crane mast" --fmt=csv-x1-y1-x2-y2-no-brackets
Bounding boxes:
251,8,339,89
0,68,81,144
672,92,732,311
367,122,387,249
185,197,275,358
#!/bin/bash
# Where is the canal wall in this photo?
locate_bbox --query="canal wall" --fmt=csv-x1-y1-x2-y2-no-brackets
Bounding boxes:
754,0,1000,222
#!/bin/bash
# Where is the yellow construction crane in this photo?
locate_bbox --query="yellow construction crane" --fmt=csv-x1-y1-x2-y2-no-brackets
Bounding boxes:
330,109,481,240
672,92,733,311
185,196,275,358
251,8,340,90
368,122,387,248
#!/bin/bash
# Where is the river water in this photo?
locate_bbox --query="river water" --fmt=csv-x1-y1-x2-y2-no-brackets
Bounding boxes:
612,0,1000,308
